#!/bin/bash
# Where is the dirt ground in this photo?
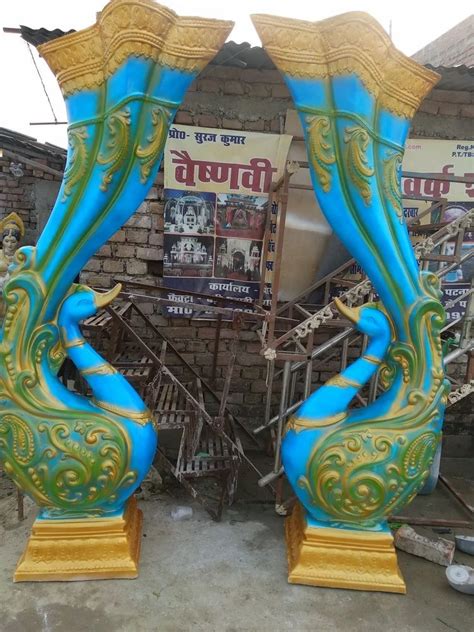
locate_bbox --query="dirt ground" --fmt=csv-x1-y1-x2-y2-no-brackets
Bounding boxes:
0,458,472,632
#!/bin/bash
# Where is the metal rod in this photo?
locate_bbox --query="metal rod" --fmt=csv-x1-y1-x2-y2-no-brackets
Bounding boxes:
107,306,271,487
259,183,276,307
388,516,473,528
264,360,275,429
267,170,290,342
119,278,259,308
30,121,68,126
304,332,314,399
341,336,349,371
444,341,474,365
291,163,474,185
287,328,353,374
26,41,58,123
121,290,264,320
273,362,291,474
212,314,223,382
402,171,474,184
368,371,379,404
254,399,302,434
289,371,297,406
258,466,284,487
218,317,241,417
439,474,474,515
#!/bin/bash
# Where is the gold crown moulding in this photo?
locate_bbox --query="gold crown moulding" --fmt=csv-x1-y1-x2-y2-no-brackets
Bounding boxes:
251,11,440,119
38,0,234,96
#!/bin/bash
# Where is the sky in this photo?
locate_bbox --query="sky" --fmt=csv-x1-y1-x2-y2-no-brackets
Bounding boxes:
0,0,472,148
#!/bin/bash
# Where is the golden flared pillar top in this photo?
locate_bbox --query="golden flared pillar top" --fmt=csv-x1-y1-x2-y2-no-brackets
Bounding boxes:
38,0,234,96
251,11,440,118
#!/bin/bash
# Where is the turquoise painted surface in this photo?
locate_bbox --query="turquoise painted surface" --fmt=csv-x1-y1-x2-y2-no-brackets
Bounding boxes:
279,72,449,530
0,57,198,520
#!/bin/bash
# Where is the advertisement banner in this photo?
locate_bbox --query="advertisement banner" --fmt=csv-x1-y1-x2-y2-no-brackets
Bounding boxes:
344,140,473,320
403,139,474,202
162,125,292,318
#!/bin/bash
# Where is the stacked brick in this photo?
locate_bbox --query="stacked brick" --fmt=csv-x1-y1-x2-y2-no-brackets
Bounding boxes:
415,88,474,139
0,148,64,244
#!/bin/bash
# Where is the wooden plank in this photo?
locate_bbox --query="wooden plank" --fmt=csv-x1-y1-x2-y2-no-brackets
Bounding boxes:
169,381,180,427
157,383,170,411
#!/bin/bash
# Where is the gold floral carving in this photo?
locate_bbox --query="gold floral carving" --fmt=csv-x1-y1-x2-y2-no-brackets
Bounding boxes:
97,108,131,192
62,127,88,201
344,126,374,205
382,150,404,218
37,0,234,96
136,105,171,183
251,12,440,119
305,115,335,193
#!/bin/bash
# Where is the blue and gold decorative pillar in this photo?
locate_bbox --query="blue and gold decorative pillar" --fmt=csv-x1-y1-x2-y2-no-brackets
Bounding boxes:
0,0,232,581
252,12,449,593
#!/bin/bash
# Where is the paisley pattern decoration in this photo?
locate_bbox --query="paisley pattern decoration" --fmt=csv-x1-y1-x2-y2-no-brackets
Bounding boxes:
253,12,448,532
0,0,233,522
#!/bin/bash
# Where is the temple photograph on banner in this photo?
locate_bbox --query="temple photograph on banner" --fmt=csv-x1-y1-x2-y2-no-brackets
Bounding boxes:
216,194,268,240
164,189,216,235
163,235,214,278
215,238,262,282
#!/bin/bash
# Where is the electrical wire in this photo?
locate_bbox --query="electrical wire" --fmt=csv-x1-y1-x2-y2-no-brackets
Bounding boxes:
26,41,58,123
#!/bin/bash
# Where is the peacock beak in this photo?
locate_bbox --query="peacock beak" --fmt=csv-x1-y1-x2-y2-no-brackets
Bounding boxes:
334,297,360,324
93,283,122,309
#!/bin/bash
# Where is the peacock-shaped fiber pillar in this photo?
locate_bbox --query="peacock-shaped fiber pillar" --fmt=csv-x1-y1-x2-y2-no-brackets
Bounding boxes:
0,0,232,581
252,12,450,593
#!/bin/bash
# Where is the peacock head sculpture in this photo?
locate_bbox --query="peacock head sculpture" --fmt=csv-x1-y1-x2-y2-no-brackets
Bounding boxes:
60,284,122,323
334,298,391,340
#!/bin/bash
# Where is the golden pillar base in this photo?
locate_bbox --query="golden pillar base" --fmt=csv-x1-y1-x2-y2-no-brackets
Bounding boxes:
14,496,143,582
285,503,406,594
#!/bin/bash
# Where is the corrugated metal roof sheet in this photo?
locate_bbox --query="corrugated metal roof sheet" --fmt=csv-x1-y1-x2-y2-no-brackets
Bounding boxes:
19,25,75,47
426,64,474,91
211,41,275,69
0,127,66,159
17,27,474,91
